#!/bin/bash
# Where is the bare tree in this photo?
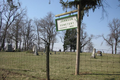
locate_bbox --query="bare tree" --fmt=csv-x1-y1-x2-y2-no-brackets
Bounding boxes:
7,11,26,50
0,0,25,50
80,23,93,51
59,31,66,51
34,18,43,51
60,31,66,43
109,19,120,54
51,35,57,51
86,41,93,52
21,18,35,51
38,12,57,50
102,35,114,54
38,12,57,80
103,18,120,54
25,19,35,50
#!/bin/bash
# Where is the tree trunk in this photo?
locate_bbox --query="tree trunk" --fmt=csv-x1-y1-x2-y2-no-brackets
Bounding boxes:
52,42,54,52
112,45,113,54
15,25,18,50
25,40,26,51
63,45,65,52
39,46,40,52
38,39,40,51
73,48,75,52
115,41,117,54
19,40,21,50
70,45,72,52
1,32,6,51
27,40,28,50
15,37,18,50
0,13,2,48
1,38,5,50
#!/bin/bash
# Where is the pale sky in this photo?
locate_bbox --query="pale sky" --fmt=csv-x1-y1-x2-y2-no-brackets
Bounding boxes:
20,0,120,52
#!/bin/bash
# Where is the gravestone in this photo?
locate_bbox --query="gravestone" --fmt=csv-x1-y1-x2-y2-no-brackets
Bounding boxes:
44,49,46,53
59,49,61,52
33,45,39,55
54,51,56,54
91,48,96,58
103,51,104,54
6,44,13,52
97,51,102,56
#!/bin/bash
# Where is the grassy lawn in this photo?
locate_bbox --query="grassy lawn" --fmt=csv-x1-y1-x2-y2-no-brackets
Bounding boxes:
0,51,120,80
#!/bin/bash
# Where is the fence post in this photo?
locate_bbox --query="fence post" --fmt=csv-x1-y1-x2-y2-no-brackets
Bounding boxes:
46,43,50,80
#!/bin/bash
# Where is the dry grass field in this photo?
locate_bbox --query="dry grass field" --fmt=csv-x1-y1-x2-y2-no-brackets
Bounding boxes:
0,51,120,80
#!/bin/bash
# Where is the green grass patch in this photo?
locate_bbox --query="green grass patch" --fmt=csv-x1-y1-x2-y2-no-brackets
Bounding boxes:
0,52,120,80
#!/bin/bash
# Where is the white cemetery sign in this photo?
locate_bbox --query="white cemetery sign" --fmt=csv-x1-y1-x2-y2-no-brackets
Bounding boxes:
55,14,77,31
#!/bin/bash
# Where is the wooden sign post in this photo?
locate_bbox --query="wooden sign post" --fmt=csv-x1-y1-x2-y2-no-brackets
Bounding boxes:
55,3,81,75
75,4,81,75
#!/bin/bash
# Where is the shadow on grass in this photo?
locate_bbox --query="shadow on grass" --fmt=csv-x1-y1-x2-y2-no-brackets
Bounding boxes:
0,68,51,80
104,78,115,80
71,72,120,76
71,72,119,80
1,68,120,80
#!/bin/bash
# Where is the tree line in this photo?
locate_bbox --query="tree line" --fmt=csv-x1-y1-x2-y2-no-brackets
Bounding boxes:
59,0,120,54
0,0,120,54
0,0,57,51
62,18,120,54
102,19,120,54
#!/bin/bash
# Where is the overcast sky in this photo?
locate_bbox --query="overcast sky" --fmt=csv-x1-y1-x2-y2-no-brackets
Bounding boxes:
20,0,120,52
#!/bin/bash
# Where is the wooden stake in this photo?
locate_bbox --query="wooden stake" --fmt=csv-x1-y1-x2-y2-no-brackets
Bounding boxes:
46,43,50,80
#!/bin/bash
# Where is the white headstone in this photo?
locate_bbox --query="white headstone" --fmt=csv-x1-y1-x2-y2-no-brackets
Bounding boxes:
33,45,38,55
32,46,35,52
91,48,96,58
